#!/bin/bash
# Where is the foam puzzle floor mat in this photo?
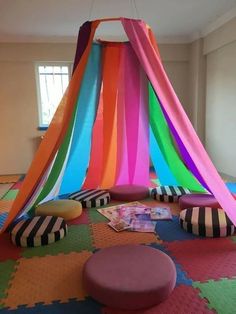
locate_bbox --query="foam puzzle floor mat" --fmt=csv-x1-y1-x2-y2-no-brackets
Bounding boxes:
0,176,22,184
0,178,236,313
0,185,14,200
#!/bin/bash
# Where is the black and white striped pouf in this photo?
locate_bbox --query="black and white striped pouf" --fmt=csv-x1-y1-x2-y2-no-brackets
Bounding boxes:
69,189,111,208
10,216,68,247
151,186,191,203
179,207,235,237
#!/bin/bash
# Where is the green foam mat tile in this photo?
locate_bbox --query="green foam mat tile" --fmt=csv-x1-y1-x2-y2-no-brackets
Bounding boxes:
230,236,236,243
88,208,109,223
22,225,94,258
193,278,236,314
0,260,17,300
3,190,19,200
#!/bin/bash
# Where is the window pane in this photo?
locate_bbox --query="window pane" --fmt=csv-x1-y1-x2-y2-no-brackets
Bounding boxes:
37,64,70,126
62,66,69,74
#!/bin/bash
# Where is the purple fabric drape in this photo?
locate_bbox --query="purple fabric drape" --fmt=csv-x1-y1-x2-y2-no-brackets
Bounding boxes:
73,21,92,73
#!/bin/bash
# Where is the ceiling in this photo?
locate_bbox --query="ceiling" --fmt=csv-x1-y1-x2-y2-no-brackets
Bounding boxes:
0,0,236,43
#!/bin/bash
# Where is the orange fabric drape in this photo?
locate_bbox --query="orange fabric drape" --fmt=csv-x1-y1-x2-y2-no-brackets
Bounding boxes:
100,43,121,188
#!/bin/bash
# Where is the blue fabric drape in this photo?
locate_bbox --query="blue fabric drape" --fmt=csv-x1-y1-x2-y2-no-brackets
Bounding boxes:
59,44,102,194
150,127,179,186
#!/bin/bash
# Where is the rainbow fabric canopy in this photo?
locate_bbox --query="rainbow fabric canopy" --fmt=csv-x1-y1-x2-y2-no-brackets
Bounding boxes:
2,17,236,232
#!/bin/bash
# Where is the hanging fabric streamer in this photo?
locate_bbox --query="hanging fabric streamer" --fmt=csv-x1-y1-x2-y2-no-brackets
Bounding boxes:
115,44,129,185
123,44,140,184
132,67,150,186
150,127,178,186
149,84,204,191
100,43,121,188
60,43,102,194
122,18,236,225
82,93,104,189
31,106,77,207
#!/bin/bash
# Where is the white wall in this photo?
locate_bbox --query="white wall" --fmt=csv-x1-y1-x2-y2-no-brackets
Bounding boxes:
188,38,206,143
160,44,190,116
205,40,236,177
0,43,76,174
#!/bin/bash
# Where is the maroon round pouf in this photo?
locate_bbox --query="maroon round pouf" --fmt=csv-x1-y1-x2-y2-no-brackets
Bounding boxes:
83,245,176,310
179,193,220,210
108,185,149,201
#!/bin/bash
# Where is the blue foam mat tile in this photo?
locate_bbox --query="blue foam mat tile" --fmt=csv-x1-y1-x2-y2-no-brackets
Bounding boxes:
0,213,8,228
147,243,193,286
0,298,102,314
175,263,193,286
155,215,199,242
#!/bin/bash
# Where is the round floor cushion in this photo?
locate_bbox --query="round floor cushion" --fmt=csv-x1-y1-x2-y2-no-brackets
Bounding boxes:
36,199,82,220
151,186,191,203
83,245,176,310
69,189,110,208
179,193,220,210
10,216,68,247
109,185,150,201
180,207,235,237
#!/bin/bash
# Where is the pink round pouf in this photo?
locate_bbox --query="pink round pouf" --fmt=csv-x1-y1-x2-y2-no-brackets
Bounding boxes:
179,193,220,210
83,245,176,310
108,185,149,201
179,193,236,210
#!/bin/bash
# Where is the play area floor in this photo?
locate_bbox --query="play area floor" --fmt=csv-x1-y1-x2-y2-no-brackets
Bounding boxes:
0,176,236,313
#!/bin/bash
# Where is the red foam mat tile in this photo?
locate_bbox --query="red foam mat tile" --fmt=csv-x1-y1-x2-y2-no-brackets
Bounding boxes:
102,285,214,314
0,233,22,262
67,208,90,225
166,238,236,281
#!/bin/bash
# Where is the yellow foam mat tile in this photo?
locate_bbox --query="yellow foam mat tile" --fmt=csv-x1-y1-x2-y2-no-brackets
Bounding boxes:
0,200,14,214
2,251,92,309
91,222,162,249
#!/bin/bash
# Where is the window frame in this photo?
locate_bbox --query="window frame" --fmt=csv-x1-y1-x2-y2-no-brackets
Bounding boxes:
35,61,73,129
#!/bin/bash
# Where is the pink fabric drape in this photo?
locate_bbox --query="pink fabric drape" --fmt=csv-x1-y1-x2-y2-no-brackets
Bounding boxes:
132,69,150,186
115,46,129,185
123,44,141,184
115,43,149,186
122,18,236,225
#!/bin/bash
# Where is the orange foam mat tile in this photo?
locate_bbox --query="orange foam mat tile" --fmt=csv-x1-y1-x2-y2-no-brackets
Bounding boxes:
0,175,21,184
0,200,14,214
91,222,162,249
2,251,92,309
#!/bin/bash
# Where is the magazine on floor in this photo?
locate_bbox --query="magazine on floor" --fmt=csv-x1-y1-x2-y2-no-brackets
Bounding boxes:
97,201,147,221
97,202,172,233
150,207,172,220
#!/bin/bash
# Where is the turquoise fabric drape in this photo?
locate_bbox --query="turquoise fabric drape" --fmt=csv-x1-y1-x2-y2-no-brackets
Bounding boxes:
150,127,178,186
60,44,102,194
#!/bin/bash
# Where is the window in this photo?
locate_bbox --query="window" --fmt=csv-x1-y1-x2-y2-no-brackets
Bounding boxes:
36,63,72,128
